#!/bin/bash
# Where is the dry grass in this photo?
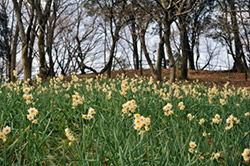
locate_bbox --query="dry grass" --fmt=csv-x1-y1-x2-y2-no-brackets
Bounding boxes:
69,69,250,88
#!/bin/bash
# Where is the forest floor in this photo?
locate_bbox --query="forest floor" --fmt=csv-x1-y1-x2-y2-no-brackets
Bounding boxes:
75,69,250,88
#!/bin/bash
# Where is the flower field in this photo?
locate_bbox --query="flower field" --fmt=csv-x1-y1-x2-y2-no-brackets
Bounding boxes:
0,73,250,165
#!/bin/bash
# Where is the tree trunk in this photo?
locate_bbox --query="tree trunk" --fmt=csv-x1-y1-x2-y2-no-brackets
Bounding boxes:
107,39,116,78
155,22,165,81
131,19,139,70
195,35,200,69
140,43,143,76
229,0,246,72
141,30,155,71
1,5,12,80
22,24,34,81
38,23,48,79
46,0,57,77
47,23,55,77
164,22,176,95
188,47,195,70
48,52,54,76
33,0,53,79
155,36,164,81
159,34,166,69
22,44,31,80
12,0,34,81
179,16,189,80
140,17,156,79
100,35,119,78
10,25,19,82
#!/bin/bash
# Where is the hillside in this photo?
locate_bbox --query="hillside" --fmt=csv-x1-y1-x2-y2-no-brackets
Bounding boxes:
75,69,250,88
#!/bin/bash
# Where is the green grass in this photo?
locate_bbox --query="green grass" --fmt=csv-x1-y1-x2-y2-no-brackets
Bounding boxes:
0,75,249,165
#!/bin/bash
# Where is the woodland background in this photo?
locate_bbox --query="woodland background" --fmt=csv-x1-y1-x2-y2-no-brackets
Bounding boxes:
0,0,249,84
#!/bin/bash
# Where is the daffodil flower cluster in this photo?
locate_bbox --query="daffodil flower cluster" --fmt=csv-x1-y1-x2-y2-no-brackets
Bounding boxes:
71,72,79,82
199,118,205,125
102,88,107,93
158,89,170,101
208,86,219,104
178,101,185,110
107,91,112,100
82,107,96,120
163,103,174,116
27,107,39,124
3,76,9,82
65,128,75,141
13,70,18,78
120,79,129,96
220,86,234,99
212,114,222,124
187,113,195,121
131,87,137,93
188,141,197,153
163,103,172,111
148,76,154,85
72,92,84,108
202,132,208,137
173,88,183,99
210,152,220,160
225,114,239,130
242,148,250,161
219,98,226,105
35,75,42,84
122,100,137,116
49,74,63,85
0,126,11,142
23,87,33,105
199,155,205,161
102,88,112,100
133,114,150,135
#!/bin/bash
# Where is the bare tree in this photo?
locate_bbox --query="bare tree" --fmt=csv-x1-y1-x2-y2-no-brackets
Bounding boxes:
51,1,102,75
128,0,140,70
46,0,59,77
227,0,248,73
213,0,249,77
47,0,77,76
96,1,128,77
0,1,11,80
27,0,53,79
10,24,19,82
136,0,198,93
238,1,250,67
200,38,221,70
12,0,37,80
135,2,166,82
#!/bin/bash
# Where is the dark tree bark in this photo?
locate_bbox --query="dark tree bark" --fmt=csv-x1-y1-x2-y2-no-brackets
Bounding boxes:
99,1,126,78
140,18,155,75
0,3,12,80
46,0,58,77
75,36,98,75
38,23,47,78
164,21,176,93
13,0,35,80
155,23,165,81
10,25,19,82
131,19,139,70
179,14,193,79
31,0,53,79
228,0,247,72
159,23,167,69
100,32,120,77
